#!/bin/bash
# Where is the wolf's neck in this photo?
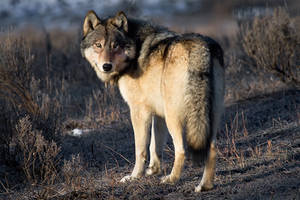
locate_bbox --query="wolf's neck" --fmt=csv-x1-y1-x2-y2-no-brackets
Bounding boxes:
117,67,143,104
127,18,167,42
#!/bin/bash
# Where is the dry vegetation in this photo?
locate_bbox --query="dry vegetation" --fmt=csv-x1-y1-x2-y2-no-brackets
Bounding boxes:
242,8,300,88
0,6,299,200
224,8,300,103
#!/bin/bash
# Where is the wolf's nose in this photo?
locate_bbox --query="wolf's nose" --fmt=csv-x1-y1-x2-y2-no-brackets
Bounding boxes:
102,63,112,72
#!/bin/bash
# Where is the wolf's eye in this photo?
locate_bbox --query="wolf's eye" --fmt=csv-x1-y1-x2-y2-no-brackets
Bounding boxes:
95,42,102,48
112,43,119,49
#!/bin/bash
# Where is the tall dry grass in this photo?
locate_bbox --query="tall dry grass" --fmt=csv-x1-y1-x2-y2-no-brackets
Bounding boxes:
0,28,124,198
15,116,61,186
0,5,299,199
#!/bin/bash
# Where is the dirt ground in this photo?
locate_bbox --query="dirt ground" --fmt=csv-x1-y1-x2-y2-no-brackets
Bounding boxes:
0,2,300,199
54,90,300,200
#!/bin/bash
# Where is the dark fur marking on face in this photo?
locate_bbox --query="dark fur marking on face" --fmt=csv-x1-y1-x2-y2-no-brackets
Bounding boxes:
80,12,138,83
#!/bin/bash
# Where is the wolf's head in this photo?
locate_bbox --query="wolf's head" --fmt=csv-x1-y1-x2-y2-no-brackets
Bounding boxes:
81,11,136,82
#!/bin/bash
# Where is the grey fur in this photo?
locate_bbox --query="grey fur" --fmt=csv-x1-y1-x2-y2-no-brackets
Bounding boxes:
81,10,225,191
184,39,213,162
184,36,224,163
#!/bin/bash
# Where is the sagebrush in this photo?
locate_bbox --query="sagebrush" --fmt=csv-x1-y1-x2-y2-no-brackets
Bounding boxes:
242,7,300,88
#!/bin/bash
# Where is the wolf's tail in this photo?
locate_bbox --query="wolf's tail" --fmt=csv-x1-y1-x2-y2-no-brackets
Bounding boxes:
184,36,224,163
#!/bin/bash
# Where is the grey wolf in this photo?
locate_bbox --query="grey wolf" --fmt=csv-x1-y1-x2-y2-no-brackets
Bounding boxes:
80,10,224,192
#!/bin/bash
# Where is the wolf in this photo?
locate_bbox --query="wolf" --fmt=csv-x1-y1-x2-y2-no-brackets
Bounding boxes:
80,10,224,192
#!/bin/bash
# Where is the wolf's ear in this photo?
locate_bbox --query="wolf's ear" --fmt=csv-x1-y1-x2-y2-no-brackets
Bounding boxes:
110,11,128,32
83,10,101,37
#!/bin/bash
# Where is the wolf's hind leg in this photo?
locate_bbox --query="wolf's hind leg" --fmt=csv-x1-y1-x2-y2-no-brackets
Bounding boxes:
160,114,185,184
195,142,216,192
146,116,168,176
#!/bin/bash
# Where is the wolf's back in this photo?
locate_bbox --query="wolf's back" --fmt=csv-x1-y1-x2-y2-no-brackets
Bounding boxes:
184,35,224,163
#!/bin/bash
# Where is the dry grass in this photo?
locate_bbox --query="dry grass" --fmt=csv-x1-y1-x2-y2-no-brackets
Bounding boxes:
0,28,124,199
0,5,299,200
62,154,97,195
16,116,61,186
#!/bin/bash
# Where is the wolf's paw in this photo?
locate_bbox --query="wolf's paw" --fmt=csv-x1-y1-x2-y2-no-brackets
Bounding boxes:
160,175,178,184
194,183,213,192
120,175,136,183
145,166,161,176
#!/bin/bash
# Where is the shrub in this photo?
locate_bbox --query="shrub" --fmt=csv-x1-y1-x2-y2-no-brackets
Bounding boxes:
0,32,63,168
15,116,61,185
242,7,300,88
0,30,67,195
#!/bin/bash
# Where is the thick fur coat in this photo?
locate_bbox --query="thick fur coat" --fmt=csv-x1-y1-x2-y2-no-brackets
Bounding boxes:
80,11,224,192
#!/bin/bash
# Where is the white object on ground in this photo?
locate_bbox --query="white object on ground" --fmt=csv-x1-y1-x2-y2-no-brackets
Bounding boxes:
72,128,83,136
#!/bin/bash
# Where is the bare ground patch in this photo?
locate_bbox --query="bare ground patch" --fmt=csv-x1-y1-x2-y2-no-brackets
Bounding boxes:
5,90,296,200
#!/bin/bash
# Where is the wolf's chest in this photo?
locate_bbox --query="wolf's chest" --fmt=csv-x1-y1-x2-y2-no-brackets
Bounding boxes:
118,75,165,117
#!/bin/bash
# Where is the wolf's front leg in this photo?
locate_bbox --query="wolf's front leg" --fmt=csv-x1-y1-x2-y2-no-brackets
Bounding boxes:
120,107,152,183
146,116,168,176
